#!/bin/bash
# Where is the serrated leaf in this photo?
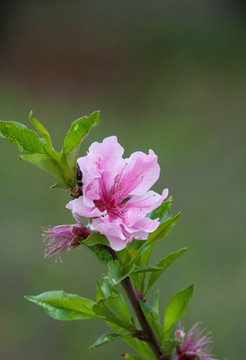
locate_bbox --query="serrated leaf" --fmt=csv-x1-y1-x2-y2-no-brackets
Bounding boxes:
20,154,64,182
25,290,98,321
164,285,194,339
84,232,110,247
161,339,181,356
89,332,130,349
148,197,173,223
0,120,46,154
146,248,187,293
29,112,52,148
83,243,113,265
93,295,131,330
146,213,180,247
62,111,100,154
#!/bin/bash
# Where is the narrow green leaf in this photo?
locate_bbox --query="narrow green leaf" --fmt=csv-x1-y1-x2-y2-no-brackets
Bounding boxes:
146,213,180,247
25,290,98,321
0,120,46,154
29,112,52,148
107,260,122,285
123,354,144,360
140,301,163,344
63,111,100,154
96,281,105,301
107,260,136,285
108,323,153,360
59,111,100,189
146,248,187,292
93,295,132,330
49,182,70,190
83,243,113,265
90,333,130,349
161,339,181,356
117,241,147,269
129,244,153,292
152,290,160,321
100,275,120,297
131,265,164,274
148,197,173,223
84,233,110,247
164,285,194,339
20,154,64,182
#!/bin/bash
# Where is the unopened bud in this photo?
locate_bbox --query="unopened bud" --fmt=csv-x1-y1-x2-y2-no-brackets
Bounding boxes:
175,329,185,341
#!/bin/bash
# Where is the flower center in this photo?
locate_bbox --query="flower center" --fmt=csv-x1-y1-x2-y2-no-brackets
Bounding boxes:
94,160,144,219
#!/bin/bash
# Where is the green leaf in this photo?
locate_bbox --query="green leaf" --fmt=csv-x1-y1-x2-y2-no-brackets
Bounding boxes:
107,261,123,285
117,241,147,269
123,354,144,360
59,111,100,189
108,323,153,360
148,197,173,223
0,120,46,154
152,290,160,321
96,281,105,301
25,290,98,321
163,285,194,339
89,333,130,349
84,232,110,247
161,339,181,356
108,260,136,285
49,182,70,190
140,301,163,344
83,243,113,265
100,275,121,297
146,213,180,247
93,295,132,330
29,112,52,148
146,248,187,292
20,154,64,182
62,111,100,154
131,265,164,274
129,244,153,292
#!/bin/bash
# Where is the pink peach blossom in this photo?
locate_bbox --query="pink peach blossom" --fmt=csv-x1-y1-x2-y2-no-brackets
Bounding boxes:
42,214,91,261
175,323,218,360
66,136,168,250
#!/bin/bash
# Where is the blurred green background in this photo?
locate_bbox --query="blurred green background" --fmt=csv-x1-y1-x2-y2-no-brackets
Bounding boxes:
0,1,245,359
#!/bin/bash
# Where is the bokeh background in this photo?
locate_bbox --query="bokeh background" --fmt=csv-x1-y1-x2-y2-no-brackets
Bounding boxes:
0,1,245,359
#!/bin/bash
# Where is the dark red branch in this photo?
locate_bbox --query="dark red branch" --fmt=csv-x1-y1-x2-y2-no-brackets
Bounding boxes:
121,276,166,360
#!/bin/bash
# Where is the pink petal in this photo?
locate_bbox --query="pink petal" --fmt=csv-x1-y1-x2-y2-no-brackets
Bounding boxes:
123,188,168,227
106,236,128,251
66,196,104,218
119,150,161,197
78,136,125,193
123,217,159,236
89,217,126,240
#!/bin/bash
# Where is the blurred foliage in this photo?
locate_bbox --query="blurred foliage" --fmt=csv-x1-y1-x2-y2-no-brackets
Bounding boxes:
0,1,246,360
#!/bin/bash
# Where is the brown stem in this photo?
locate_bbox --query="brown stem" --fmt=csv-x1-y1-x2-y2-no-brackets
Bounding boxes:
102,245,169,359
121,276,166,360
